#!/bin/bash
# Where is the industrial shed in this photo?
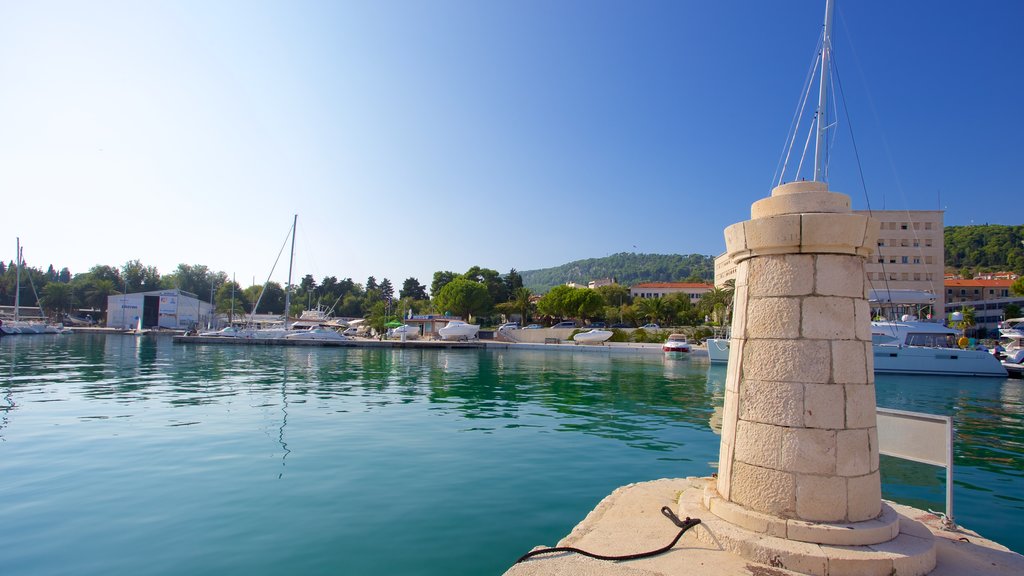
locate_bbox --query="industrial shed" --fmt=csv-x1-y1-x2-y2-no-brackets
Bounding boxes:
106,289,213,330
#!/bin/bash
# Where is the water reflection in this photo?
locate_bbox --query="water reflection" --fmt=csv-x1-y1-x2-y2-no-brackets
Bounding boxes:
3,336,1022,532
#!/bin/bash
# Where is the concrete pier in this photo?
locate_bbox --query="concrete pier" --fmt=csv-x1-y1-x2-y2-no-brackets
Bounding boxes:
506,181,1023,576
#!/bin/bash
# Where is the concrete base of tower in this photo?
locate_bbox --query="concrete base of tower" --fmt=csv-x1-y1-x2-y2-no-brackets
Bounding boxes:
504,477,1024,576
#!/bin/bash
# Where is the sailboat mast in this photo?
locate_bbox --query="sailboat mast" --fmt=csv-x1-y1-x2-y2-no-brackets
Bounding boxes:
14,238,21,322
283,214,297,330
813,0,835,182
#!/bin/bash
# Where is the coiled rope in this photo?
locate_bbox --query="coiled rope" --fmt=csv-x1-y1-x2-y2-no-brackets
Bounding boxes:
515,507,701,564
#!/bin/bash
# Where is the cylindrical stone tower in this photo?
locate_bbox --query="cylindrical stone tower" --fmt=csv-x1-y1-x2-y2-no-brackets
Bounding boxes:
681,181,936,575
717,180,880,523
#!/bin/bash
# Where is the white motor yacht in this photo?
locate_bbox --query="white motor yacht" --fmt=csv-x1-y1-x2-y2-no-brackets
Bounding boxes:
663,333,692,353
573,329,613,344
871,319,1006,377
437,321,479,341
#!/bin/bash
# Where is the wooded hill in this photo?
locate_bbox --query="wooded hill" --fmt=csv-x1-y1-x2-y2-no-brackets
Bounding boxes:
945,225,1024,273
517,225,1024,293
519,252,715,292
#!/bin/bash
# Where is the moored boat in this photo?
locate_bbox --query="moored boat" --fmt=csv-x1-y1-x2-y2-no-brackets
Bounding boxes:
871,319,1006,377
437,320,479,341
282,326,348,341
663,333,691,353
706,337,730,363
572,329,613,344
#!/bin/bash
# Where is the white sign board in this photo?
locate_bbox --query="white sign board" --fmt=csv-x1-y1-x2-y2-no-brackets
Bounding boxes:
876,407,955,526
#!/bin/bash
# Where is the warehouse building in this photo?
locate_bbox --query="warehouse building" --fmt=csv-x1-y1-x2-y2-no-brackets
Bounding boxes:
106,289,213,330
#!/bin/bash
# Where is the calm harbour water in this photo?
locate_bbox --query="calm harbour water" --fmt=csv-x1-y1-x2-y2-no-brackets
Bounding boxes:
1,334,1021,575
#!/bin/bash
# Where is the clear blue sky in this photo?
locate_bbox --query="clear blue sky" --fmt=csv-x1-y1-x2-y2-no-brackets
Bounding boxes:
2,1,1021,292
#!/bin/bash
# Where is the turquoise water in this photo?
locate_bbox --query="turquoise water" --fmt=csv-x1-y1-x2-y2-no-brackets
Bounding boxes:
1,335,1021,575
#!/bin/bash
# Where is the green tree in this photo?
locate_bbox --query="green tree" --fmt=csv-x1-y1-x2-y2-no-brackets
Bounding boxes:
215,281,248,320
1003,303,1021,321
633,297,666,325
89,264,123,288
536,285,575,319
504,269,524,295
379,278,395,303
366,300,388,334
400,277,429,300
513,287,533,324
698,286,734,325
595,284,631,308
39,282,75,314
464,266,508,305
83,278,117,311
1011,277,1024,297
433,277,491,321
246,282,286,314
430,271,457,297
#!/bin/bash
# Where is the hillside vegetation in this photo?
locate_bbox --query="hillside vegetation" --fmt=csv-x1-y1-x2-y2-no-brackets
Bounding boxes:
519,252,715,292
945,225,1024,272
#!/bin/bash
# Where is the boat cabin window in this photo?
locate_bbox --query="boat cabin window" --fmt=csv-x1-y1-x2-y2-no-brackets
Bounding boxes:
872,334,899,345
905,333,956,348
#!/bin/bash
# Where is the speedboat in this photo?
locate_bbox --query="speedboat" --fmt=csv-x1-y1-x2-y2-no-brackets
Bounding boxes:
871,319,1006,377
437,320,479,341
573,329,613,344
663,334,691,353
282,326,348,341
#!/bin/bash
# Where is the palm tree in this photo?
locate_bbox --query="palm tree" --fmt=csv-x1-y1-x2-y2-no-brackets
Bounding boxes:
698,286,734,325
955,305,976,338
513,287,533,324
39,282,75,316
634,297,665,325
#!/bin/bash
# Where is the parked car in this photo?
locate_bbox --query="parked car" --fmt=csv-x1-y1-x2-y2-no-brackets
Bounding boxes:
498,322,520,330
551,321,578,329
524,324,542,329
588,322,607,328
610,323,630,328
639,323,660,330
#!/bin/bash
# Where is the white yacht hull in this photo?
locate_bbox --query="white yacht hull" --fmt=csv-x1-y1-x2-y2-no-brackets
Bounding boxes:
873,345,1007,377
438,322,479,341
573,329,613,344
706,338,730,363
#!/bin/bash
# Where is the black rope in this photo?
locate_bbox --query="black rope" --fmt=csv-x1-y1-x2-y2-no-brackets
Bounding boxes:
515,506,701,564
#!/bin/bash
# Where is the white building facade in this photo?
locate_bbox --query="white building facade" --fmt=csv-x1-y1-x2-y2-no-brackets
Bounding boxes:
106,289,212,330
716,209,945,316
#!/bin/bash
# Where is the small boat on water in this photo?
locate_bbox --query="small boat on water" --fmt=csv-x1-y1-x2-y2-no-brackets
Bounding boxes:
438,320,479,341
663,334,691,353
573,329,613,344
282,326,348,342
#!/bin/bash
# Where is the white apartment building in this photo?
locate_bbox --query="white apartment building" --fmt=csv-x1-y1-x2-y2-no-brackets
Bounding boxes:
715,209,945,317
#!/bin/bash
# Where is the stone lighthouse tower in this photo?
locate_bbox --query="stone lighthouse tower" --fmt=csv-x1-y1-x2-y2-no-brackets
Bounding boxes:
679,181,937,575
677,12,935,570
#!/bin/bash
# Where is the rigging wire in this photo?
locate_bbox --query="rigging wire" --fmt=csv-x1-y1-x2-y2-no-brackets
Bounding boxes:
775,34,825,188
248,221,295,325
